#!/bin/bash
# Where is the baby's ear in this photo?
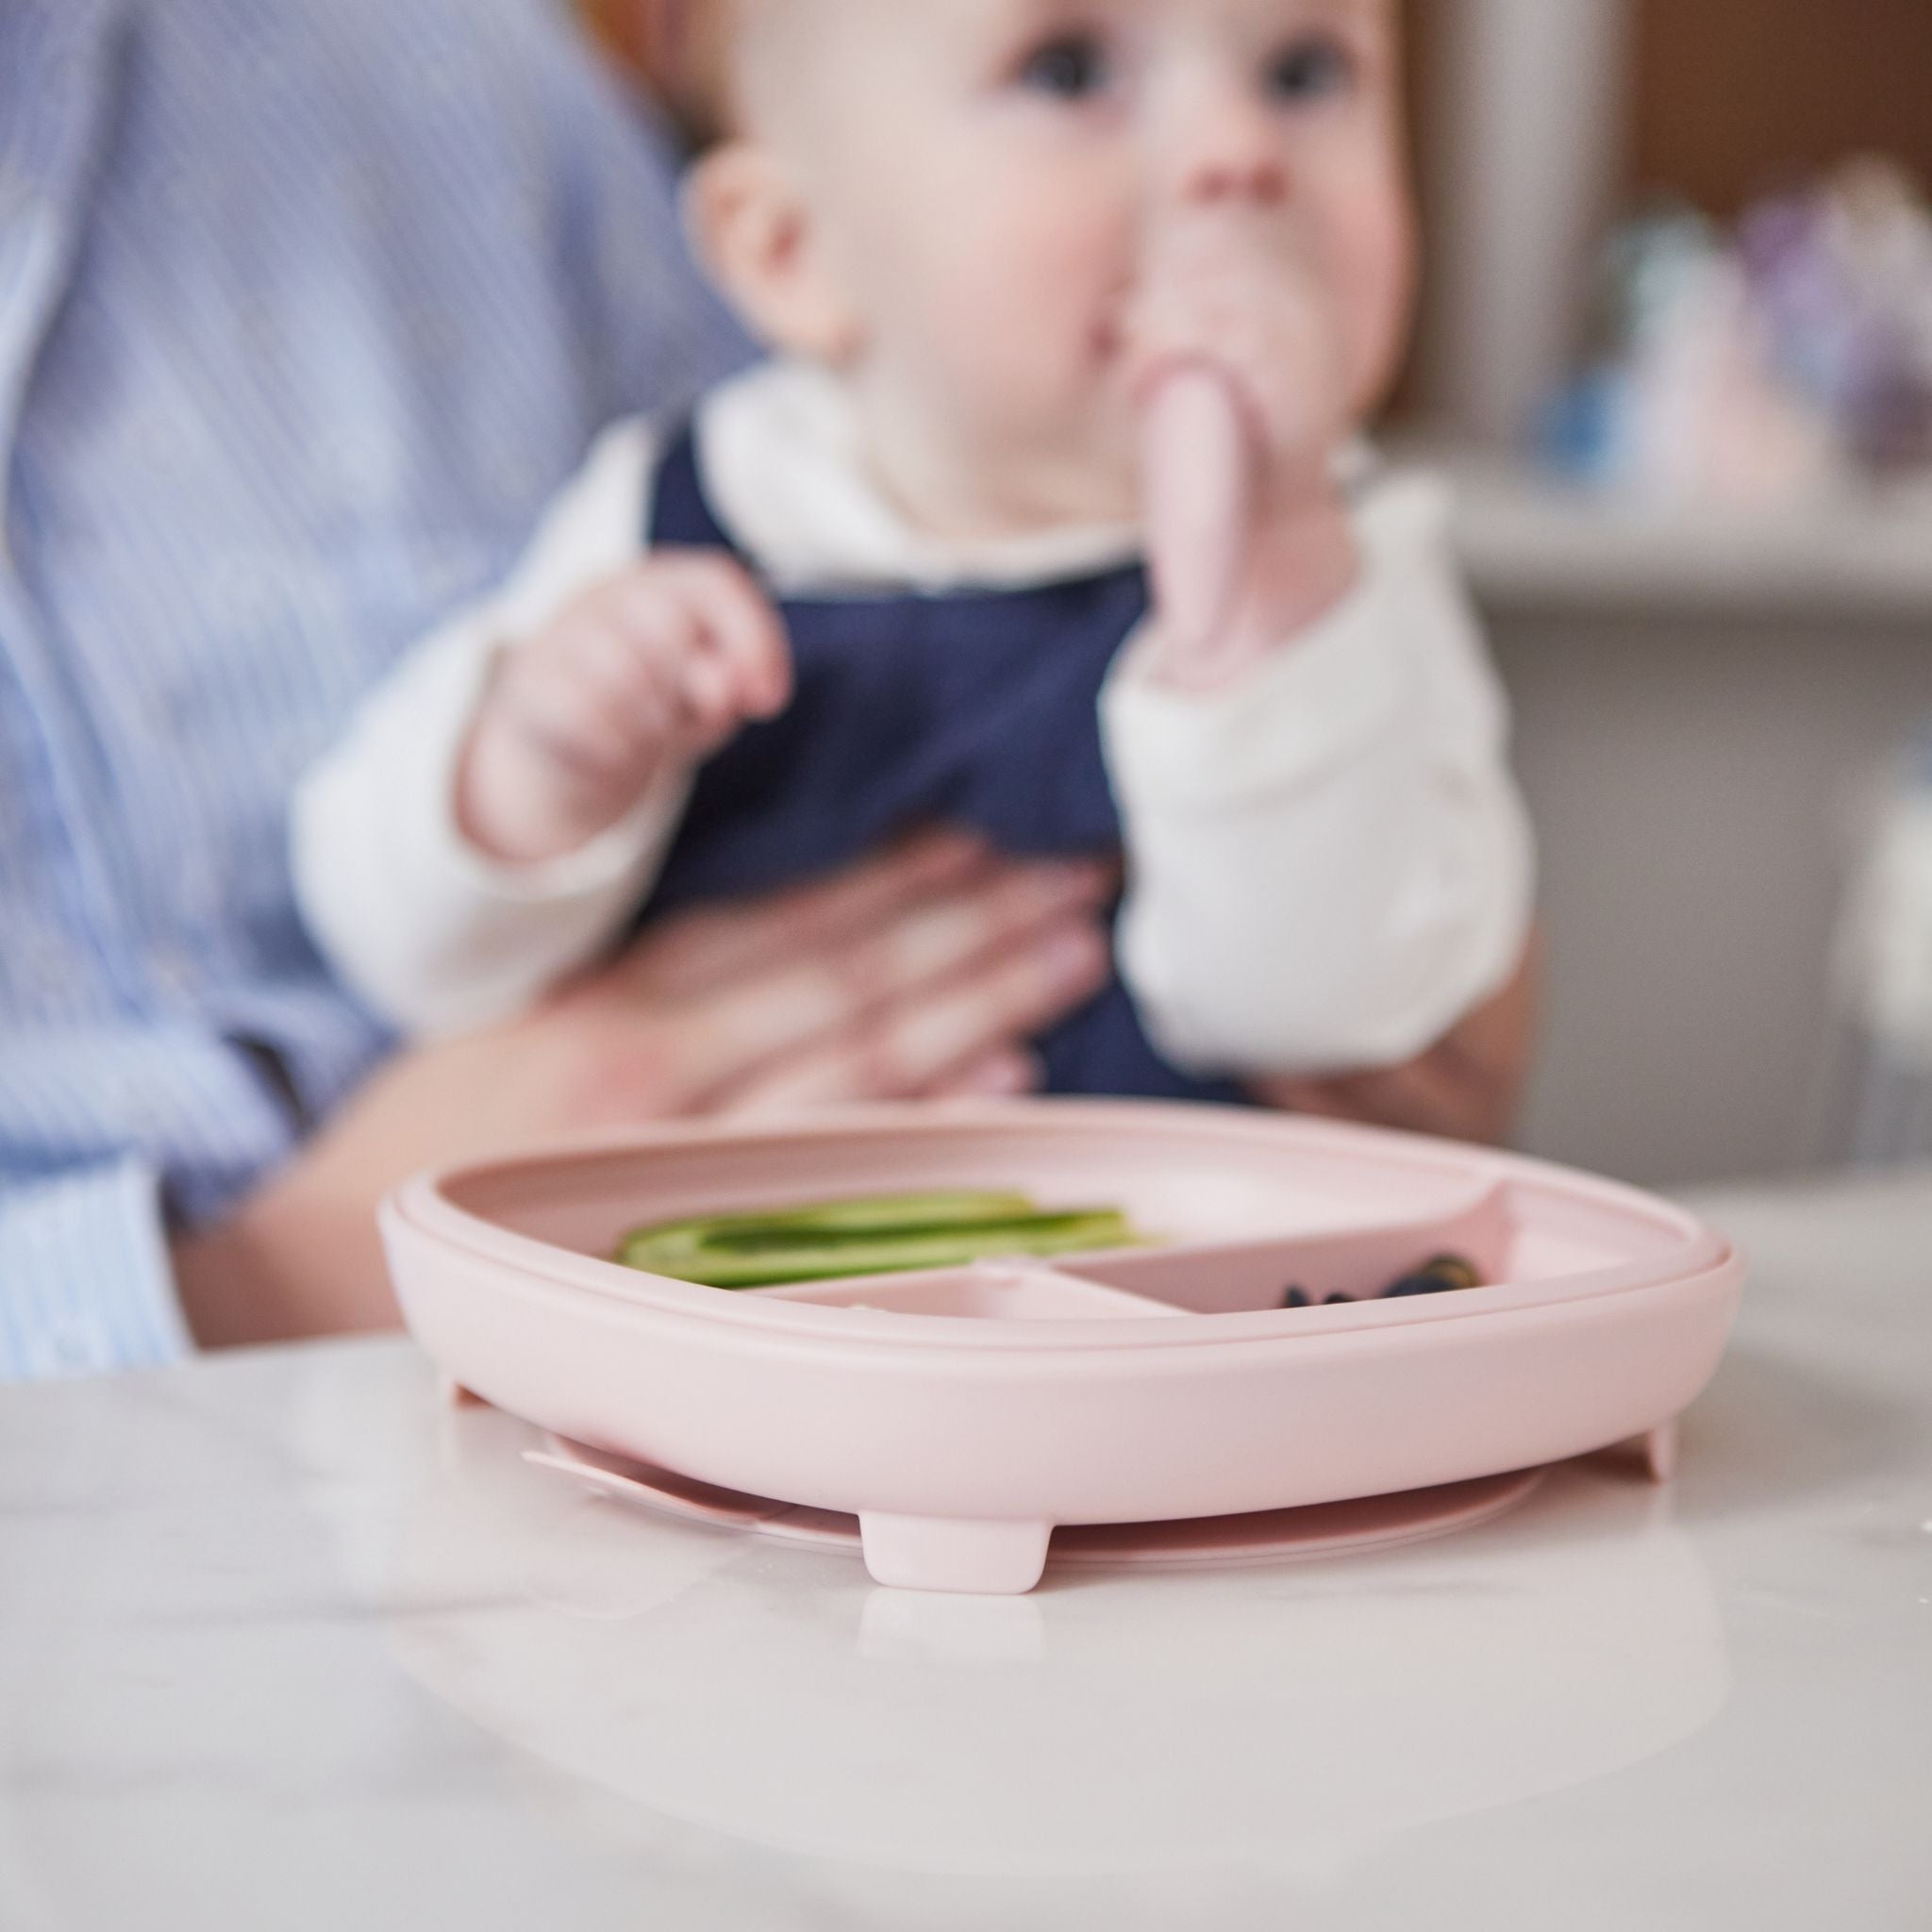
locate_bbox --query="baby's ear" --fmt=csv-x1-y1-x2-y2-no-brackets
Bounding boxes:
684,144,864,365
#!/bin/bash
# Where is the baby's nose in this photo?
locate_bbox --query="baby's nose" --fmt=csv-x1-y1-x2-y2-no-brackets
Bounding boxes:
1167,94,1291,208
1189,151,1290,207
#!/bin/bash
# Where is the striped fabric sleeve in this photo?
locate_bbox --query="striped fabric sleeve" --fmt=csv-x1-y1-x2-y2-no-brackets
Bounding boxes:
0,1162,194,1383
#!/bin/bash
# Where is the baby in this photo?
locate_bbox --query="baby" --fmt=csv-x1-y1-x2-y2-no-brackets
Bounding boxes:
294,0,1534,1106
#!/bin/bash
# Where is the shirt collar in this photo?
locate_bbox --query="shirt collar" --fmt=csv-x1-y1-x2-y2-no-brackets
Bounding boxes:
692,359,1144,595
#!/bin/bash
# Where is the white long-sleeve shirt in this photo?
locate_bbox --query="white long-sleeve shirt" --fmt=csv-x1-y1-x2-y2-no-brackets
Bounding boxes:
292,360,1534,1077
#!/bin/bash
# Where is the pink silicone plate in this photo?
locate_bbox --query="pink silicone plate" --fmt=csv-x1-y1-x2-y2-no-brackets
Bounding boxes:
381,1100,1742,1594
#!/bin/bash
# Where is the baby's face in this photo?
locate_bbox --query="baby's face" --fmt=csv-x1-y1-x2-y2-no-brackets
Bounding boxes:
730,0,1414,533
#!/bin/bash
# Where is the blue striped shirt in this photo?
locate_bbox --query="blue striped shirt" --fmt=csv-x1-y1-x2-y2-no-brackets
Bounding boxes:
0,0,743,1378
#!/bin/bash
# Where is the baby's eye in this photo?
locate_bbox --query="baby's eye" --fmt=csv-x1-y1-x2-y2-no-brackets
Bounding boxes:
1266,34,1354,104
1014,31,1111,101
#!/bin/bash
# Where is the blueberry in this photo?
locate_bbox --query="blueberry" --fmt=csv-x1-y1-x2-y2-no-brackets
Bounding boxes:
1379,1254,1482,1300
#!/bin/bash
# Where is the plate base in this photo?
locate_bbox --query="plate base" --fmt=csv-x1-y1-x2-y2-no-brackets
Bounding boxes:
525,1435,1547,1591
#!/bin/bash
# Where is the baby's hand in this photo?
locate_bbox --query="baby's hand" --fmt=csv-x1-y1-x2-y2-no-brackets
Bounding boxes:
457,551,791,864
1127,210,1353,503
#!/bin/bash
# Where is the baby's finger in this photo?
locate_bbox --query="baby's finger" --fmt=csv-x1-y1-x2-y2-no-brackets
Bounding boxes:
675,648,741,748
654,552,793,719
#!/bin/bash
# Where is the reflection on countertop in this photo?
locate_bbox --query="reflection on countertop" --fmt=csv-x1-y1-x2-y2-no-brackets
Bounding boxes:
376,1398,1727,1877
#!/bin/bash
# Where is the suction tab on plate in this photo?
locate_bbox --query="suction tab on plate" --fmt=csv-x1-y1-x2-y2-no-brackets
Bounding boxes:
858,1513,1055,1596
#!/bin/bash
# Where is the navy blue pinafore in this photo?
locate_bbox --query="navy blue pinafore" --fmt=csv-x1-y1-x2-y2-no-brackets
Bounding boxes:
643,428,1242,1106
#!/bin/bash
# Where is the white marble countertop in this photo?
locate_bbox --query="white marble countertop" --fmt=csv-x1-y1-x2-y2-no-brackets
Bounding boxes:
3,1172,1929,1930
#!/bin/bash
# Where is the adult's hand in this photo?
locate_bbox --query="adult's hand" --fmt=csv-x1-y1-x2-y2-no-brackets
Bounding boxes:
174,833,1111,1348
1249,935,1543,1148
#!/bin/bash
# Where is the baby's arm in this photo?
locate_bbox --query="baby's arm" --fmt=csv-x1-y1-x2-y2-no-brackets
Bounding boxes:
1109,214,1532,1079
291,421,786,1037
1102,468,1536,1077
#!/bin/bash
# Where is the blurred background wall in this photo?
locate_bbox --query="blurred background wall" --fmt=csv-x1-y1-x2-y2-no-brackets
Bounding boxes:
1630,0,1932,216
1393,0,1932,1187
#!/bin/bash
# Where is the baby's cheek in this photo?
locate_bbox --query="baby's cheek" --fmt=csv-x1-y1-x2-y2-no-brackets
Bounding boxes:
1318,182,1415,415
941,209,1126,406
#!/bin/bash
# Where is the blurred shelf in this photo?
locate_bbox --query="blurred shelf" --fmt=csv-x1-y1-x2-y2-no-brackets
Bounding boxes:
1403,445,1932,623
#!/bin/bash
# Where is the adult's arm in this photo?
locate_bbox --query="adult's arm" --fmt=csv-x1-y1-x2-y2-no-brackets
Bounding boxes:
0,1164,192,1381
0,0,766,1391
173,836,1109,1350
1248,932,1543,1147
